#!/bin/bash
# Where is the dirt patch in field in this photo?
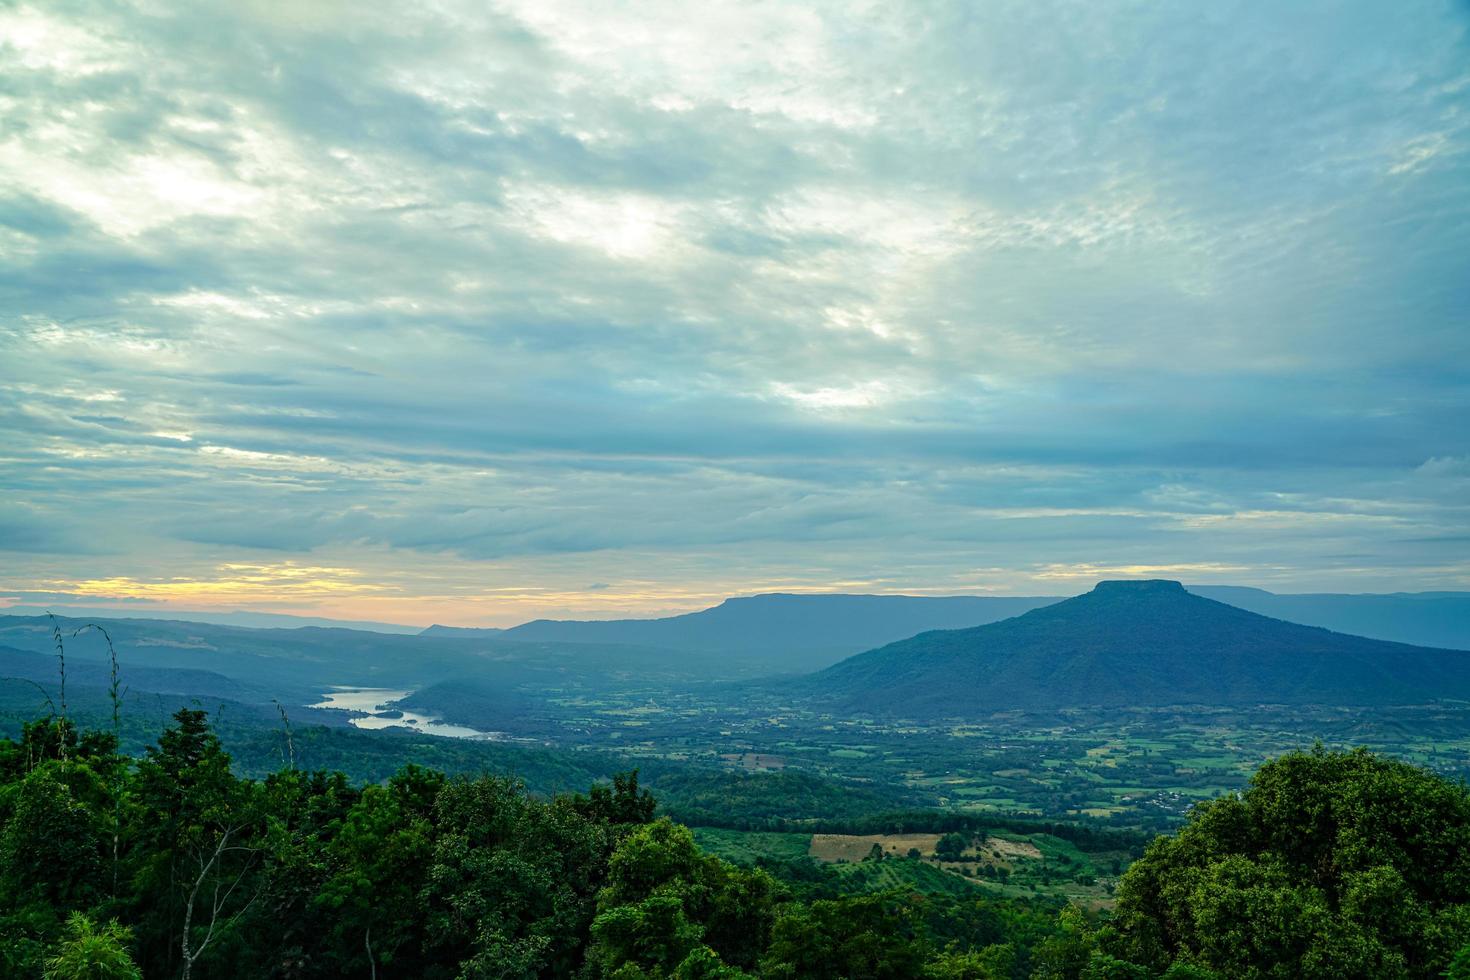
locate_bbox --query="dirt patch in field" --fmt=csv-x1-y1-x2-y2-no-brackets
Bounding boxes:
809,833,943,862
982,836,1042,860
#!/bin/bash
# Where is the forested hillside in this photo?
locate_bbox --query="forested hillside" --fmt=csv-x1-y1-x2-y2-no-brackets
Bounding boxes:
808,580,1470,717
5,705,1470,979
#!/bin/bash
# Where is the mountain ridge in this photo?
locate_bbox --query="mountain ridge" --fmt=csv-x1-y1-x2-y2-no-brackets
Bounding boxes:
1184,585,1470,650
477,592,1065,672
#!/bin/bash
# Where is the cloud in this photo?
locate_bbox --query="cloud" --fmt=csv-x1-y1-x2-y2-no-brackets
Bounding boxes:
0,0,1467,622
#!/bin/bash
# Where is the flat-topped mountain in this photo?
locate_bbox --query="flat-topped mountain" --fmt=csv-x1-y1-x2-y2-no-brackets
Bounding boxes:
477,592,1063,672
803,580,1470,717
1186,585,1470,650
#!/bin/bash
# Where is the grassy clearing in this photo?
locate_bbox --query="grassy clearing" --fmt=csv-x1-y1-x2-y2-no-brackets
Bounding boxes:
982,834,1042,860
809,832,944,862
693,825,1127,906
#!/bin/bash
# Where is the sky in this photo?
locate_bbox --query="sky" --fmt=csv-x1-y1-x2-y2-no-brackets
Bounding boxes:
1,1,1468,627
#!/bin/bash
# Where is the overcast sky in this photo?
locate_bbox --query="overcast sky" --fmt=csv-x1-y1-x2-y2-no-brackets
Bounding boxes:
1,0,1467,626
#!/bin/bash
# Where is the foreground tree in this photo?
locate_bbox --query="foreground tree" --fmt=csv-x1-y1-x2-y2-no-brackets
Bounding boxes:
42,913,141,980
588,818,778,977
424,774,618,976
19,704,1468,979
0,764,105,912
1103,746,1470,978
315,778,435,977
128,710,264,979
761,893,928,979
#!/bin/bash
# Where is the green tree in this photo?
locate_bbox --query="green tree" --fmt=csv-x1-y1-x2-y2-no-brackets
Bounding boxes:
1030,906,1097,980
590,818,777,976
128,710,262,980
589,895,704,976
1081,951,1151,979
426,775,610,977
671,946,755,978
0,764,104,911
925,943,1015,979
761,894,928,980
42,913,141,980
578,770,658,827
316,780,434,977
1158,965,1221,980
698,860,778,971
935,833,967,861
1447,943,1470,980
1106,746,1470,978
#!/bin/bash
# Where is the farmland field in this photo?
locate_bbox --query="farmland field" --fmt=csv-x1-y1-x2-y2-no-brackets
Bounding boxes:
692,823,1134,905
809,832,943,861
525,687,1470,832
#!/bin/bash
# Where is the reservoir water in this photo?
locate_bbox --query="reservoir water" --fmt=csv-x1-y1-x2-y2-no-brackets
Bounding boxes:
309,687,502,740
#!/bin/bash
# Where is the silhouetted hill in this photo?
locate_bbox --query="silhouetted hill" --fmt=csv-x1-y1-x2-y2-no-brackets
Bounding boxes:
0,606,423,633
0,614,759,707
490,593,1062,672
394,677,548,732
1187,585,1470,650
804,580,1470,717
0,644,253,701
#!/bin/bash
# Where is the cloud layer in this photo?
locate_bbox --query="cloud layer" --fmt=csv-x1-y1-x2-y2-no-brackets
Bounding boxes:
1,0,1467,623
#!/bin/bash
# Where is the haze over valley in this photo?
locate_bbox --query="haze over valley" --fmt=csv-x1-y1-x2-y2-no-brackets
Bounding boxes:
7,579,1470,827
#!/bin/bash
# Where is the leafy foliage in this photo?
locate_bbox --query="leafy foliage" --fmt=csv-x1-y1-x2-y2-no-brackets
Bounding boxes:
1104,746,1470,978
40,913,140,980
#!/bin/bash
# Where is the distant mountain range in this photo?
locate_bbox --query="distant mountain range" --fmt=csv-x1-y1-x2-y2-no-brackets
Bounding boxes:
0,605,423,633
1184,586,1470,651
6,584,1469,727
800,580,1470,717
0,644,254,702
0,614,746,710
426,593,1064,672
419,586,1470,668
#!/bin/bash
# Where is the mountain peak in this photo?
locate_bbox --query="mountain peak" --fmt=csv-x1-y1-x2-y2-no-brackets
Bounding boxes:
806,579,1470,715
1089,579,1186,595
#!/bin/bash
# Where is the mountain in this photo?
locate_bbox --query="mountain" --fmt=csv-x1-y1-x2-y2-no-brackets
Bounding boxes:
803,580,1470,717
393,676,548,733
0,611,787,709
0,615,467,698
0,644,255,701
485,593,1063,672
0,605,423,633
1186,585,1470,650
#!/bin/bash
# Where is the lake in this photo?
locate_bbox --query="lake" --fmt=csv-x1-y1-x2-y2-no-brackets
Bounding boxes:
309,687,503,740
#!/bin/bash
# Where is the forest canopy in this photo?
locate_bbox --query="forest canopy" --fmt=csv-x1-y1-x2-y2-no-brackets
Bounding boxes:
4,710,1470,979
